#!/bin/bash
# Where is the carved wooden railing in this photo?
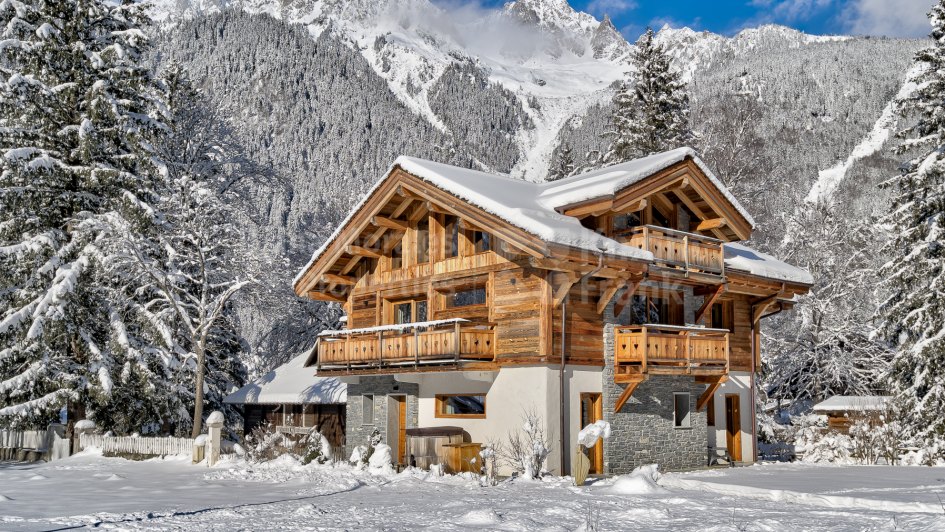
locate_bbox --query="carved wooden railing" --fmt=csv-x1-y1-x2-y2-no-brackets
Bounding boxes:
613,324,729,381
618,225,725,275
315,319,494,373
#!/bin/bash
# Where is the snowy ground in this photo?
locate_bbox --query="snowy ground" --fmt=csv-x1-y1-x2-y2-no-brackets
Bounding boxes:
1,453,944,531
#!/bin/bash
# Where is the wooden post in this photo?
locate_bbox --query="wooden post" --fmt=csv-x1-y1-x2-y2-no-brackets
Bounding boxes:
720,243,726,277
685,332,692,373
454,321,461,362
641,327,648,374
414,327,420,369
378,331,384,368
643,226,650,254
683,234,690,273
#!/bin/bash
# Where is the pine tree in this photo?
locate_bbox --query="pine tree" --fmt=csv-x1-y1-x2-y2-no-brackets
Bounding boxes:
880,0,945,454
547,143,575,181
0,0,163,427
604,28,692,164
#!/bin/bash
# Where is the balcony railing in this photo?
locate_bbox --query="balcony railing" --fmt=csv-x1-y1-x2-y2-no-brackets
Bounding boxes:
613,324,729,382
315,319,495,374
618,225,724,275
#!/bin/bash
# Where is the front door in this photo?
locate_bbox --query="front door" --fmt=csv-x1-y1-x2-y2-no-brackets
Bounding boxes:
388,396,407,465
580,393,603,474
725,394,742,462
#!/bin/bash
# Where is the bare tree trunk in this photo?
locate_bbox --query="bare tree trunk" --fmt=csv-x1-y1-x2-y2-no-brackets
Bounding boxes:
191,343,206,438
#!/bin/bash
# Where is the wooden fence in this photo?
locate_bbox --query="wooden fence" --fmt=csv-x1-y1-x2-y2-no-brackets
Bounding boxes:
79,433,195,456
1,426,71,461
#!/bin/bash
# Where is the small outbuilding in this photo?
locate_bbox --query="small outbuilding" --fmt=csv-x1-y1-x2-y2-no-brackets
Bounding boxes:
224,353,347,449
812,395,891,433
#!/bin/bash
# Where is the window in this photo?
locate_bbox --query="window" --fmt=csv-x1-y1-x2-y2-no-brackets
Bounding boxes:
706,394,716,427
444,215,459,258
362,394,375,425
473,231,492,253
612,212,640,235
449,287,486,308
390,242,403,270
391,299,427,324
436,394,486,418
710,301,734,332
416,220,430,264
674,393,691,429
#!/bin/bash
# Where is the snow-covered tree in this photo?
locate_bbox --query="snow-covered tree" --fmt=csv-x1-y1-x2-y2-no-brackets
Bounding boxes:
880,0,945,452
106,64,251,437
0,0,163,427
547,143,575,181
764,203,891,406
604,28,691,164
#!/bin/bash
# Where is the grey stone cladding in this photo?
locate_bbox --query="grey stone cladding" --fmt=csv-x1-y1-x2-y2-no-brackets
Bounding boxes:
344,376,418,457
601,285,708,474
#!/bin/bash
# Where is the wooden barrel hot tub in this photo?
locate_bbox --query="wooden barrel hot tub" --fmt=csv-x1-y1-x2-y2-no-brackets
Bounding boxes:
405,426,465,470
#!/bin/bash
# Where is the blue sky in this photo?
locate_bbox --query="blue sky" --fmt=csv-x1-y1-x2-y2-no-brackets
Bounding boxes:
481,0,934,40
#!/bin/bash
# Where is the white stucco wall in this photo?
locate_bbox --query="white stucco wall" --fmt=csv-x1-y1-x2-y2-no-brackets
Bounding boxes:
404,365,602,476
707,371,755,463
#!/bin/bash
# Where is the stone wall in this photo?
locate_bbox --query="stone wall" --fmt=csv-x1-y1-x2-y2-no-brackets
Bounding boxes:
601,285,709,474
344,376,419,457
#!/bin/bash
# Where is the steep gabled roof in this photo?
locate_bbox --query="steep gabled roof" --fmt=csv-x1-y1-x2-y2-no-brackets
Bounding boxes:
294,148,810,294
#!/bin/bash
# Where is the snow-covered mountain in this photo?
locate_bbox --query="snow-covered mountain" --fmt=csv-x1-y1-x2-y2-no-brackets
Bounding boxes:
150,0,923,371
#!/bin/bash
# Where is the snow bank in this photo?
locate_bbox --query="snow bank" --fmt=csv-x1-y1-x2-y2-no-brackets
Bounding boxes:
603,464,668,495
368,443,394,475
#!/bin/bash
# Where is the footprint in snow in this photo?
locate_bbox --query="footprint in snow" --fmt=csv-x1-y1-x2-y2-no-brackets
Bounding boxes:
0,494,11,501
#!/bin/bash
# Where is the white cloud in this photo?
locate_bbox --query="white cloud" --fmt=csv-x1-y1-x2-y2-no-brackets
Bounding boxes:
751,0,833,22
841,0,932,38
585,0,637,18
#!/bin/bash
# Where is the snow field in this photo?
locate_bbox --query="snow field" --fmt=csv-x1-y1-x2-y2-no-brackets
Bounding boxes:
1,453,943,530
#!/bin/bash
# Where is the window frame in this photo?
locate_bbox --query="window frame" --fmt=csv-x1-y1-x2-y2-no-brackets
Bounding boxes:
388,298,428,325
673,392,691,429
362,394,375,426
435,393,487,419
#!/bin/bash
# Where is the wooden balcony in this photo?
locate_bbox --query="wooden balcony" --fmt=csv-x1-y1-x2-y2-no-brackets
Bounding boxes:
613,324,729,382
314,319,495,375
618,225,724,276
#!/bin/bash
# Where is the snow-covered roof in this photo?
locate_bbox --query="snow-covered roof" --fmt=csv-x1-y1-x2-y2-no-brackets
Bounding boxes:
724,243,814,285
224,353,346,405
812,396,891,413
295,148,812,288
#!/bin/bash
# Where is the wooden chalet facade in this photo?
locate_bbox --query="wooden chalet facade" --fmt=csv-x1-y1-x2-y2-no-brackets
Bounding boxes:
294,148,812,475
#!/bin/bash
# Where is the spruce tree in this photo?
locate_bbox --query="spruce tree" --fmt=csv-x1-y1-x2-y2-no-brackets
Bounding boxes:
604,28,692,164
547,143,575,181
0,0,163,426
880,0,945,455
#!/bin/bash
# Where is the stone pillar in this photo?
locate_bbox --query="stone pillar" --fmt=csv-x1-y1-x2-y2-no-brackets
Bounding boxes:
73,420,96,455
205,411,224,467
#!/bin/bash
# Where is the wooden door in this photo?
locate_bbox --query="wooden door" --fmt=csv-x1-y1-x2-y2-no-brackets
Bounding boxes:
725,394,742,462
390,396,407,464
580,393,603,474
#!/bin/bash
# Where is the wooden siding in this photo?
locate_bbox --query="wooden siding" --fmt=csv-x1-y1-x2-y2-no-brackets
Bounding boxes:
491,268,544,359
552,279,605,366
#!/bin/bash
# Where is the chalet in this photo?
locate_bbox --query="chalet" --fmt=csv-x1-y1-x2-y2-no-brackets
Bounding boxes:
294,147,813,475
224,353,347,450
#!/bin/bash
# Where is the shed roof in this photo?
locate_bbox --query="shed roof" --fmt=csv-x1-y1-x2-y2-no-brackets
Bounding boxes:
224,353,346,405
812,395,891,413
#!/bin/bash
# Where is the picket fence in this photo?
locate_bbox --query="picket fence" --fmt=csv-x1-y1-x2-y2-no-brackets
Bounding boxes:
79,433,194,456
0,429,46,450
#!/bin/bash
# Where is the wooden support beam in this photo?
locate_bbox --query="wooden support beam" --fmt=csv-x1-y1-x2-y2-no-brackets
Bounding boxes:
406,202,428,223
552,274,580,308
562,198,614,218
372,215,409,231
694,284,726,324
528,257,629,279
651,192,675,220
425,200,452,215
612,279,642,318
346,245,382,259
306,291,347,303
614,375,648,412
321,273,355,286
597,281,622,314
752,293,781,323
389,197,415,218
670,188,710,221
612,197,647,213
694,217,727,232
697,375,728,411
